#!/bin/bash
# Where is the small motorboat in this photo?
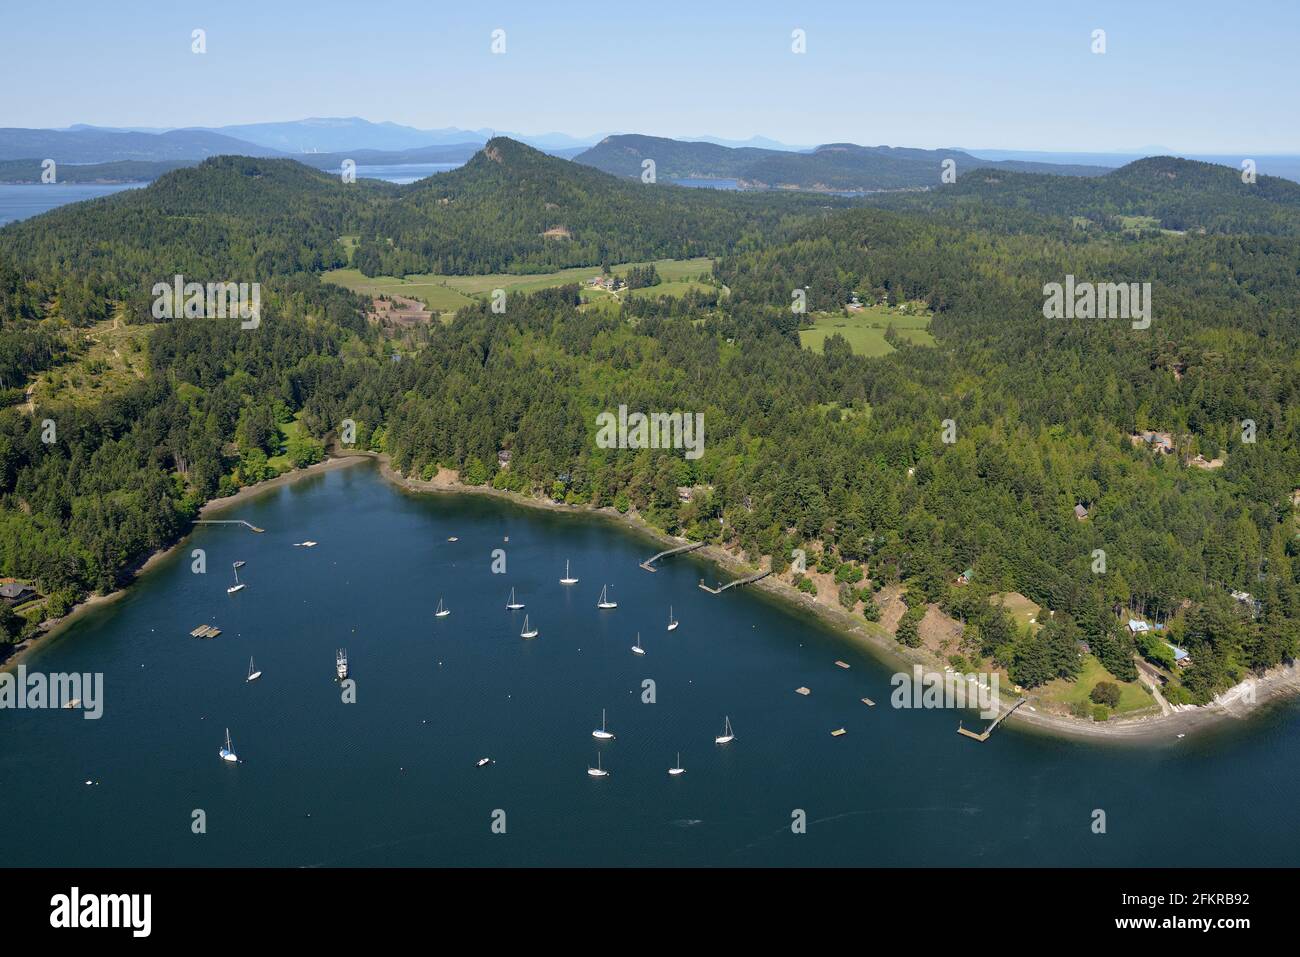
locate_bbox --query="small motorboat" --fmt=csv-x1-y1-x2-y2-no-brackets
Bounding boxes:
476,757,492,768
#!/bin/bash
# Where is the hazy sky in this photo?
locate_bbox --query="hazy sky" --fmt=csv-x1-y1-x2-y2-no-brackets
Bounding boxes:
3,0,1297,152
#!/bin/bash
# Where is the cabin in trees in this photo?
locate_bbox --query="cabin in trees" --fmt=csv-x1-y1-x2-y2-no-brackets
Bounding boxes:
1166,643,1192,668
1131,430,1175,454
0,581,35,605
955,568,974,586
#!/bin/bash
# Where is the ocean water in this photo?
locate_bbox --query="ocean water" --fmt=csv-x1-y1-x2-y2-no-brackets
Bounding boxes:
2,460,1298,866
0,182,144,226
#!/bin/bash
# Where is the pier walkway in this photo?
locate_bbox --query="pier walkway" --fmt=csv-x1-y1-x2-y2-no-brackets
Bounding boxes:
698,570,770,594
957,697,1028,741
640,541,704,571
194,519,265,533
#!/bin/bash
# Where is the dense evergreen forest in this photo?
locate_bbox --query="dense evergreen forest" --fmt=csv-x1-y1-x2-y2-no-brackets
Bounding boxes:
0,139,1296,709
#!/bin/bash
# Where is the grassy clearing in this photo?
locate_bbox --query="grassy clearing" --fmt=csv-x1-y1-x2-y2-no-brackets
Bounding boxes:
991,592,1043,633
27,316,160,409
1037,654,1155,716
322,257,715,317
799,303,934,357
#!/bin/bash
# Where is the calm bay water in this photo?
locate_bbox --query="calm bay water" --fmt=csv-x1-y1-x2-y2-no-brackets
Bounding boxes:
2,459,1298,866
0,182,144,225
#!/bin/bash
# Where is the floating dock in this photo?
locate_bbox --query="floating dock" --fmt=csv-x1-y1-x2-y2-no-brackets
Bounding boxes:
795,686,811,696
194,519,264,533
834,660,850,669
698,570,770,594
831,728,847,737
640,541,704,572
861,697,875,707
957,697,1028,741
189,624,221,639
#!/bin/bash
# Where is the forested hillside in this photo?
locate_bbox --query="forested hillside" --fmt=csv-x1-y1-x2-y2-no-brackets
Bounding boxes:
0,140,1296,706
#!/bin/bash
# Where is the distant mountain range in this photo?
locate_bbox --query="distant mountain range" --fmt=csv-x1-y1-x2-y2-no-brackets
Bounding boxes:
573,135,1112,191
3,120,1297,189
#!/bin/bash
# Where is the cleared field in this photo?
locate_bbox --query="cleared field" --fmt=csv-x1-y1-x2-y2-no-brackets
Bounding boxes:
26,315,159,409
1036,654,1155,716
991,591,1043,633
799,303,934,357
322,257,715,316
320,268,477,314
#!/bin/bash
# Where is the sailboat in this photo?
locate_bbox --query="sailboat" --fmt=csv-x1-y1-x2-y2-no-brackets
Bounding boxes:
592,708,615,740
505,587,525,610
335,648,348,680
668,752,685,776
560,560,578,585
219,728,238,763
715,715,735,745
587,752,609,778
435,597,450,618
667,606,678,632
246,657,261,682
520,615,538,639
233,560,246,569
596,584,618,609
631,632,645,656
226,563,246,594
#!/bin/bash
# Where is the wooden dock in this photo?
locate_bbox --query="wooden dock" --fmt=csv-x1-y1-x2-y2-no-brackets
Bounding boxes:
640,541,704,572
957,697,1027,741
194,519,264,533
189,624,221,639
698,570,770,594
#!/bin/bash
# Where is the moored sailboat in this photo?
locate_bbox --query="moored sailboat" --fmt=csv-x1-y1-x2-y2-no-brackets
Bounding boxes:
506,587,524,610
246,657,261,682
219,728,238,763
596,584,617,609
227,563,246,595
715,715,735,745
668,752,685,776
592,708,615,740
520,615,538,639
667,606,678,631
435,597,450,618
587,752,609,778
560,560,578,585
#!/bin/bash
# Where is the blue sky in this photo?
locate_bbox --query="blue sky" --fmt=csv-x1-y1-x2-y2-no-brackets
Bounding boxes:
3,0,1297,152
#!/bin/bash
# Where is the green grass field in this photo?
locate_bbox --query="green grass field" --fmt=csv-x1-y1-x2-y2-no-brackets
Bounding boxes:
322,257,715,317
798,303,934,357
1037,654,1156,716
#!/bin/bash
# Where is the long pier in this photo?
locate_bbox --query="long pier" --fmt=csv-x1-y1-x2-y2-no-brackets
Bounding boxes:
699,570,770,594
957,697,1027,741
194,519,265,533
640,541,704,572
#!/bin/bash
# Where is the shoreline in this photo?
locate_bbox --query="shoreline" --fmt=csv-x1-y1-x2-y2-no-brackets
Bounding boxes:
8,449,1296,743
360,451,1300,744
1,455,366,673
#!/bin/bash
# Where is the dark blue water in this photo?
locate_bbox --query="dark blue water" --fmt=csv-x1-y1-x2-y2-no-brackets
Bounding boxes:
0,183,144,225
2,460,1298,866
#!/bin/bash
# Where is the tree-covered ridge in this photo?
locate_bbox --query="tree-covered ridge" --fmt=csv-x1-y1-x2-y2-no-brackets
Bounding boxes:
350,137,849,276
871,156,1300,235
576,135,1108,190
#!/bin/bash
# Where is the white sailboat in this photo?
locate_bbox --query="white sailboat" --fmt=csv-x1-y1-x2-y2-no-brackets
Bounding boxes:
715,715,735,745
667,606,678,631
219,728,238,763
587,752,609,778
435,597,450,618
335,648,348,680
520,615,538,639
233,560,246,569
246,657,261,682
227,563,246,594
560,560,579,585
592,708,615,740
631,632,645,656
506,587,525,610
668,752,685,776
596,584,618,609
